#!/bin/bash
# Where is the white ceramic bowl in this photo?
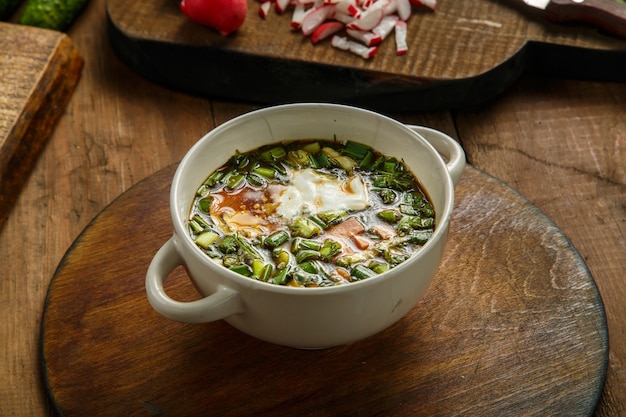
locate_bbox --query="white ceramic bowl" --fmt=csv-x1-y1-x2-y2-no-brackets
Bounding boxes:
146,103,465,349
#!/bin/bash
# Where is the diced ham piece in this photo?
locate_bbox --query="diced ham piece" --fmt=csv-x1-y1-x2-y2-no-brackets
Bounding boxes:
353,234,374,250
326,216,366,238
372,224,396,240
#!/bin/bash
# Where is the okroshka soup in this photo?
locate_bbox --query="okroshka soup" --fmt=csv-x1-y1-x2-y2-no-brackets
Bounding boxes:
146,103,465,349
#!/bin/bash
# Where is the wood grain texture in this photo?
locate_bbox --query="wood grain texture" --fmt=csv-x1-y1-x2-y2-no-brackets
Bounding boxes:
455,75,626,416
105,0,626,111
1,0,624,415
0,22,83,229
40,165,607,417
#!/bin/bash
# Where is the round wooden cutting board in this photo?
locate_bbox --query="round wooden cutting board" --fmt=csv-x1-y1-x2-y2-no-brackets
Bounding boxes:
40,164,607,417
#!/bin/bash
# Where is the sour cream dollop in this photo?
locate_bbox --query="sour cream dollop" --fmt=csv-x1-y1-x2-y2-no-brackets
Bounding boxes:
276,168,369,219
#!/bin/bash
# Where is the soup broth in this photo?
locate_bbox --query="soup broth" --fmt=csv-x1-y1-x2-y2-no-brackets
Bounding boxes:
189,139,435,287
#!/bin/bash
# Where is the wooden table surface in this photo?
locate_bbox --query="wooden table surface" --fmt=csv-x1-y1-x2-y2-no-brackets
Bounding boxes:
1,0,624,416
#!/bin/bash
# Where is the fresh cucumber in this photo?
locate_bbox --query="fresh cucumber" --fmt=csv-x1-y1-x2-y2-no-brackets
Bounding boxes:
0,0,23,20
18,0,88,31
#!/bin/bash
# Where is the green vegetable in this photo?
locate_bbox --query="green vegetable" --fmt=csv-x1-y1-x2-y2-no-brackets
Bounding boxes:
264,230,290,249
18,0,89,31
188,138,435,287
290,217,323,238
351,264,377,280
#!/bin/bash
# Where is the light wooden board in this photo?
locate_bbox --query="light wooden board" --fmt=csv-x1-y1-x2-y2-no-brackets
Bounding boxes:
0,22,83,229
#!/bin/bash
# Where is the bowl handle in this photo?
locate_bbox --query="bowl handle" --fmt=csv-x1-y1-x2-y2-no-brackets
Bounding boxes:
145,237,245,323
408,125,466,187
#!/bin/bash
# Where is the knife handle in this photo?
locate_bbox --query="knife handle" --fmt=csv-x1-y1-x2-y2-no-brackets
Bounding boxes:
545,0,626,39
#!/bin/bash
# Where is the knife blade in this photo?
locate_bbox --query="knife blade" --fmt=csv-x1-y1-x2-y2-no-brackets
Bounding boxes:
520,0,626,39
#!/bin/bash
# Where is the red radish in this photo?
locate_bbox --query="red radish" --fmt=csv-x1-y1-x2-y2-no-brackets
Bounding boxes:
331,35,377,58
276,0,291,13
256,0,437,59
345,7,383,31
291,3,307,28
311,21,344,43
410,0,436,10
180,0,247,35
259,1,272,18
346,28,382,46
301,5,333,36
394,19,407,55
395,0,411,20
372,14,398,39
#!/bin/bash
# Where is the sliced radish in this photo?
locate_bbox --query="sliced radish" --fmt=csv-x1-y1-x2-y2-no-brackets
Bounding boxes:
311,20,344,43
345,7,383,31
395,0,411,20
291,3,307,28
256,0,437,59
259,1,272,18
301,5,334,35
410,0,436,10
276,0,292,13
332,11,354,24
346,28,382,46
331,35,351,50
394,19,407,55
333,0,361,17
371,14,397,38
348,41,378,58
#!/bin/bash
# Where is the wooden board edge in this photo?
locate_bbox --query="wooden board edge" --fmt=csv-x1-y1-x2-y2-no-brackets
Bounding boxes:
0,32,84,231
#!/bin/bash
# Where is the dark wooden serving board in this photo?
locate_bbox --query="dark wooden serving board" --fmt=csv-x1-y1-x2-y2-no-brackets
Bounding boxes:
0,22,83,229
106,0,626,112
41,164,608,417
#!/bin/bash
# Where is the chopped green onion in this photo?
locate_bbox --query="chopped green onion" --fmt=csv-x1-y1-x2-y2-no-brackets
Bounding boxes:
351,264,377,280
320,239,341,260
253,166,276,179
235,234,263,260
298,261,319,274
195,231,220,249
229,264,253,277
296,249,320,264
264,230,290,249
317,209,348,225
292,237,322,252
377,209,402,223
302,142,321,154
197,197,212,213
227,173,246,189
261,146,286,161
290,217,323,238
343,140,371,160
218,235,238,254
287,150,311,167
273,266,290,285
